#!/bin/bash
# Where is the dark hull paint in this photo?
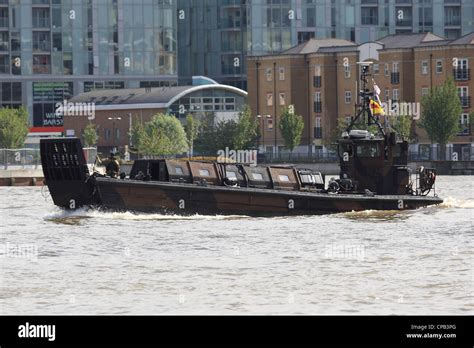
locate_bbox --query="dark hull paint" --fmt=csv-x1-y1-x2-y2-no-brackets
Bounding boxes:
94,177,443,217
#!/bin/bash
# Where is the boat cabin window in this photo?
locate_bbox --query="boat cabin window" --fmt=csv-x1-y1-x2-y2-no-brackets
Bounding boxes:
357,143,380,158
226,171,237,179
175,166,183,175
339,143,354,157
199,169,210,177
252,173,263,180
279,175,290,182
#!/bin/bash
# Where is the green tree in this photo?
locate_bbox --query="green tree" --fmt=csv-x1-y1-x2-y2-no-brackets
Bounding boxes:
184,114,200,157
387,114,413,142
194,113,238,155
0,106,29,149
83,123,98,147
234,105,258,149
278,106,304,152
132,113,188,156
419,78,462,159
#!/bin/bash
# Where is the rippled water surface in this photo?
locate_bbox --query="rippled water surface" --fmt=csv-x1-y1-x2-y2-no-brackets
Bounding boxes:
0,176,473,314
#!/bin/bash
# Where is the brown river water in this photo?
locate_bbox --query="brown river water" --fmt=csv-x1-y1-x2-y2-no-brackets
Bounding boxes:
0,176,472,314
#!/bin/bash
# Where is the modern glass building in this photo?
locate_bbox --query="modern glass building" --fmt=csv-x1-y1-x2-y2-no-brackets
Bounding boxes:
178,0,474,88
0,0,178,129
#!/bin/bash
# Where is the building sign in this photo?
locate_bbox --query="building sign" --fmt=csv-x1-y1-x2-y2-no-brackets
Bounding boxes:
32,82,73,127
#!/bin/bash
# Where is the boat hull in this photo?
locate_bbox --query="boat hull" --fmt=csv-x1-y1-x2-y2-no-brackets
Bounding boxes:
94,177,443,216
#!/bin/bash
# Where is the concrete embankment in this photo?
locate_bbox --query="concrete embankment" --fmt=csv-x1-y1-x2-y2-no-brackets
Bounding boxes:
0,168,45,186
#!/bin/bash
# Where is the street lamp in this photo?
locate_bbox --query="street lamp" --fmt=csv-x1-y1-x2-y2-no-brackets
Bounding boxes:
108,116,122,153
256,114,272,153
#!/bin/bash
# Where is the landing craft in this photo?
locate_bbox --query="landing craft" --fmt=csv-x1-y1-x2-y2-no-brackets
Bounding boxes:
40,64,442,216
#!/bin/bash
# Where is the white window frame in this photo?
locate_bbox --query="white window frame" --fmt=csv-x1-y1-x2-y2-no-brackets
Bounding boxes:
421,87,429,97
393,88,399,101
385,88,390,101
314,91,321,102
344,90,352,104
279,66,285,81
266,67,273,82
392,62,399,73
373,63,379,75
266,92,273,106
384,63,389,76
421,60,429,75
279,92,285,106
344,65,351,78
435,59,443,74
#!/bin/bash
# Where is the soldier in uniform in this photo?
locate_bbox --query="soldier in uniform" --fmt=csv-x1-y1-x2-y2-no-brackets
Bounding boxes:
105,152,120,178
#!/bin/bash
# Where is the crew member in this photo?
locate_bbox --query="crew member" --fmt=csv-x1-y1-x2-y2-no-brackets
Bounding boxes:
105,152,120,178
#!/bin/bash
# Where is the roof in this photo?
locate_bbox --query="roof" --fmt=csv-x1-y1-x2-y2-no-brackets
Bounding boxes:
377,32,447,49
449,32,474,45
69,84,248,110
282,38,356,54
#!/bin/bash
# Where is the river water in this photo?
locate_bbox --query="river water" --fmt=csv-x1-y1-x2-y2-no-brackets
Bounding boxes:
0,176,472,315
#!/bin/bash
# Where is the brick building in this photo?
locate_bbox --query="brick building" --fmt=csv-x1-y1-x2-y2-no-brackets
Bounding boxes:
64,81,248,154
247,32,474,160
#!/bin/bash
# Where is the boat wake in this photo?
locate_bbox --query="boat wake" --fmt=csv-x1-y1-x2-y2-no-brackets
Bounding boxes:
436,197,474,209
44,208,248,224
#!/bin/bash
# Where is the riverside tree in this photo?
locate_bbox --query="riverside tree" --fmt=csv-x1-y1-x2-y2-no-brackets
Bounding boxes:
0,106,29,149
132,113,188,156
234,105,258,150
184,114,200,157
419,78,462,159
83,123,98,147
278,106,304,153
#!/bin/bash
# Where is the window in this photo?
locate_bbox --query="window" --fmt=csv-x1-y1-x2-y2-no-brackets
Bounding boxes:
392,62,399,73
279,175,290,182
32,8,50,28
345,116,352,125
314,65,321,87
361,7,378,25
279,92,285,106
314,91,322,113
175,167,183,175
384,63,389,76
458,86,469,108
373,63,379,75
252,173,263,180
279,67,285,81
393,89,399,101
421,87,429,97
104,128,111,141
199,169,210,177
421,60,429,75
436,59,443,74
344,65,351,78
345,91,352,104
226,171,237,179
33,55,51,74
357,143,380,158
459,113,469,135
266,68,273,82
266,93,273,106
385,88,390,101
314,117,322,139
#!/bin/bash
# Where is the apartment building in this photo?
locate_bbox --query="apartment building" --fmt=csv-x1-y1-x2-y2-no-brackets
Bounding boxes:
247,32,474,159
0,0,178,137
178,0,474,89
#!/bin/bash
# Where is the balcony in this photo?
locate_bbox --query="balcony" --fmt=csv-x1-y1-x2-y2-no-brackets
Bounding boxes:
0,16,7,28
391,72,400,84
314,101,322,113
460,96,471,108
313,76,321,88
33,17,50,28
453,68,470,81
